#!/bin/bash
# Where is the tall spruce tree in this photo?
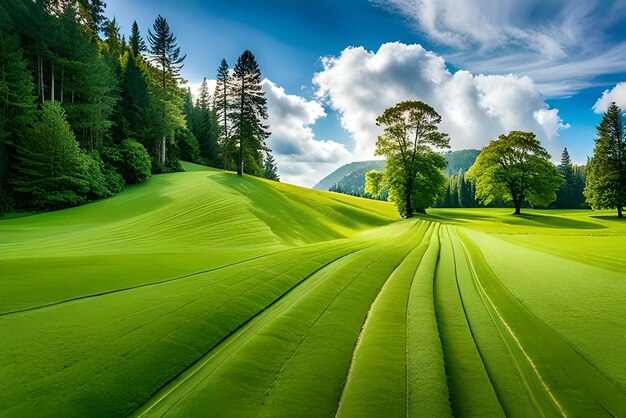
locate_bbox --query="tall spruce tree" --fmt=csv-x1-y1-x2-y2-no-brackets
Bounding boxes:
12,102,89,209
147,15,185,163
129,21,146,55
111,52,150,143
262,152,279,181
194,77,219,165
0,4,37,202
555,147,578,208
214,58,235,170
231,50,269,176
584,102,626,217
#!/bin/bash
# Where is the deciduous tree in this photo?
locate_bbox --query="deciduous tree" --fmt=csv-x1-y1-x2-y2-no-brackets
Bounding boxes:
467,131,562,215
365,100,449,217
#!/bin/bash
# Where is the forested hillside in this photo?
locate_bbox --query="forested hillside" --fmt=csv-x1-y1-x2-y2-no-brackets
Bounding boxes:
0,0,278,213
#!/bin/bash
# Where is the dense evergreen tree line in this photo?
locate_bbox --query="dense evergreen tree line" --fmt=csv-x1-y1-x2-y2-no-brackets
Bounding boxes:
0,0,278,213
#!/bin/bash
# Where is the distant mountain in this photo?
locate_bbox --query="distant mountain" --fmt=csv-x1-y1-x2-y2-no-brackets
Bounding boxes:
442,149,481,176
314,150,481,196
329,167,389,200
313,160,386,191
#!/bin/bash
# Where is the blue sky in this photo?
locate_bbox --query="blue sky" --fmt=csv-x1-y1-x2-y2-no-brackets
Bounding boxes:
105,0,626,186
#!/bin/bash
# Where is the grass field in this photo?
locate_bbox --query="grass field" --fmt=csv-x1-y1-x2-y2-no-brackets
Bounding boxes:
1,163,625,417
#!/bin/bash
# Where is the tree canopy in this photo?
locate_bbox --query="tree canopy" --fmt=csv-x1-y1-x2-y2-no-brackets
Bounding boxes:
231,50,270,177
467,131,562,215
584,102,626,217
365,100,449,217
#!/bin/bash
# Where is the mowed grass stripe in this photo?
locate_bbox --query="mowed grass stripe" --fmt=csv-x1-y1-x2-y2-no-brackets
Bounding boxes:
433,225,504,417
457,228,626,417
0,247,304,316
136,222,424,417
406,223,454,417
335,221,432,418
448,227,539,417
0,239,368,417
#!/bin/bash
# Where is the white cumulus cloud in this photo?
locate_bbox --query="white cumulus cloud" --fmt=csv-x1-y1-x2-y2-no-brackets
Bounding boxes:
314,42,568,160
593,82,626,114
261,79,352,187
373,0,626,97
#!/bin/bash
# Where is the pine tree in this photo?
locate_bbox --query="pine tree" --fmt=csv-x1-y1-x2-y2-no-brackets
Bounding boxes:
12,102,89,209
147,15,186,163
193,78,219,165
555,147,575,208
262,152,279,181
231,50,269,176
182,86,195,133
0,4,37,199
48,7,117,150
214,58,235,170
111,52,150,144
129,21,146,55
76,0,108,40
584,102,626,217
103,17,121,56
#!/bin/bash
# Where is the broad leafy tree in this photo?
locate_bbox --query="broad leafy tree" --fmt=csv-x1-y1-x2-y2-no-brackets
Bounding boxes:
584,102,626,217
467,131,562,215
365,100,449,217
231,50,269,176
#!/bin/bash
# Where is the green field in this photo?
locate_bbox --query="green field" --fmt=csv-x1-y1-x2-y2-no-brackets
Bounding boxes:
1,163,625,417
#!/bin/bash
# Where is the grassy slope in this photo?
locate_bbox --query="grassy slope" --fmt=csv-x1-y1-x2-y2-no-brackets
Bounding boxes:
0,164,398,313
1,166,625,417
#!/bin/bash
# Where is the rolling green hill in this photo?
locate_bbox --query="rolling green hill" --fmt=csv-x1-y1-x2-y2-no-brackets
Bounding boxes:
1,163,624,417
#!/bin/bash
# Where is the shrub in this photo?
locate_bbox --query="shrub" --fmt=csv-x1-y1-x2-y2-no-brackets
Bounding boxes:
116,139,151,184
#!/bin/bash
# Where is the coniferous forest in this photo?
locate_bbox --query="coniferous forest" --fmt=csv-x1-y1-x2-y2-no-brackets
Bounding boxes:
0,0,278,213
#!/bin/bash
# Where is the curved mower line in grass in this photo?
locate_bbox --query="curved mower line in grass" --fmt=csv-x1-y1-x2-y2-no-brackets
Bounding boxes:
434,225,505,418
456,228,626,417
335,222,433,418
1,166,624,417
133,222,425,417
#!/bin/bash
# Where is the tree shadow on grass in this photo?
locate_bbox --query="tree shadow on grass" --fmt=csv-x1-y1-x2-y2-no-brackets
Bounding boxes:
421,210,497,224
503,213,606,229
589,215,626,222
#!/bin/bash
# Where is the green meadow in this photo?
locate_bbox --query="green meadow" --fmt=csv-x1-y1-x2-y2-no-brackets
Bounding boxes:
1,163,625,417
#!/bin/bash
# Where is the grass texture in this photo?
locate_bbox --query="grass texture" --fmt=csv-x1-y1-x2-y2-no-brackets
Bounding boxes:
1,164,624,417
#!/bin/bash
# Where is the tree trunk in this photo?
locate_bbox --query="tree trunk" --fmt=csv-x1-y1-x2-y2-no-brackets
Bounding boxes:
513,198,522,215
618,205,623,218
237,79,245,176
51,63,55,102
60,68,64,103
161,135,166,164
39,55,45,102
237,136,243,176
404,179,413,218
